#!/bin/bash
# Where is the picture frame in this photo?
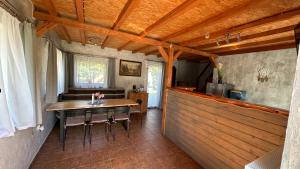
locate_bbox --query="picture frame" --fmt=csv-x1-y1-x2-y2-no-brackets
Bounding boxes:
119,60,142,77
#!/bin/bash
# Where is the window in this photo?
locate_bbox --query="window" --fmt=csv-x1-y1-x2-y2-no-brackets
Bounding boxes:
74,55,109,88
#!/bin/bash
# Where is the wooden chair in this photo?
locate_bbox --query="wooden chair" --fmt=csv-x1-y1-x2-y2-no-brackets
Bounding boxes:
111,106,131,140
63,110,88,151
130,99,144,127
87,108,111,143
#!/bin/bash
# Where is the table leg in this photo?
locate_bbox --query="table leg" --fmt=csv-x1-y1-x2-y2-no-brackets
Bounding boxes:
59,111,65,143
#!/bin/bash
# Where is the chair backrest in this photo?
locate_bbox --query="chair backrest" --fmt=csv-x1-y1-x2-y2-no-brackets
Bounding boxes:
90,107,112,119
113,106,130,115
65,109,89,121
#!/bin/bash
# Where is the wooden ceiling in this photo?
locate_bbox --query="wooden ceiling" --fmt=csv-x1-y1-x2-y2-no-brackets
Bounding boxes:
32,0,300,60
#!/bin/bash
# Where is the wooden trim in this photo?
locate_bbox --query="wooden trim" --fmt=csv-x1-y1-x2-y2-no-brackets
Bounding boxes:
208,56,217,68
217,41,296,56
211,36,295,53
171,88,289,116
36,21,57,36
197,25,295,50
118,0,199,50
33,12,215,57
101,0,140,48
180,7,300,46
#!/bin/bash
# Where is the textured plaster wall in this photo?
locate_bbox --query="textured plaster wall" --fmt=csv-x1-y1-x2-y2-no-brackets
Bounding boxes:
61,41,164,96
217,48,297,110
281,47,300,169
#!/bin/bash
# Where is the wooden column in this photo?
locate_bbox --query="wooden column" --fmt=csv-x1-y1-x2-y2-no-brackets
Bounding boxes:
159,45,181,134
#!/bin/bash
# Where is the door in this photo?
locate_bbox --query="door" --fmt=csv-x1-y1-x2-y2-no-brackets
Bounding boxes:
147,61,163,108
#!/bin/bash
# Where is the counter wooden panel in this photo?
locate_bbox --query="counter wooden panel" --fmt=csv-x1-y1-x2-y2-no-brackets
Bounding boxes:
165,89,288,169
128,91,148,113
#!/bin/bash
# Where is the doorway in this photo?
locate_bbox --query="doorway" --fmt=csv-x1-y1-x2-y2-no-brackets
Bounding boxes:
147,61,164,108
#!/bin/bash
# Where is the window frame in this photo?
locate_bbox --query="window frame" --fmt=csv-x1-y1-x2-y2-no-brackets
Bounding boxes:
74,55,109,88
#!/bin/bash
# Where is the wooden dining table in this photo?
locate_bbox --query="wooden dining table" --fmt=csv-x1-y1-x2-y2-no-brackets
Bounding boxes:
46,99,138,142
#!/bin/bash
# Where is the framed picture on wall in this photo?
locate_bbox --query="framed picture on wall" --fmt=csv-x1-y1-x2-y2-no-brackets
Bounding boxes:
119,60,142,77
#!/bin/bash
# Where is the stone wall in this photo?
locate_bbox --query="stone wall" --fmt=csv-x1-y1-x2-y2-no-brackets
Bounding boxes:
217,48,297,110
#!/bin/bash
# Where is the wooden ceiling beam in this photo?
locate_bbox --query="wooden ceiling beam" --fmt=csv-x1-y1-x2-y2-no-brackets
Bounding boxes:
75,0,86,45
217,41,296,56
38,0,71,42
146,49,159,55
101,0,140,48
180,7,300,46
118,0,199,50
197,25,295,50
34,12,214,57
173,51,183,61
57,25,71,43
36,21,57,36
210,36,295,53
162,0,256,42
158,46,169,61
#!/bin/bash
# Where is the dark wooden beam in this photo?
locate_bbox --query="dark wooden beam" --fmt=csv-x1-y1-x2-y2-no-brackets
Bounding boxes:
118,0,200,50
210,36,295,53
34,12,215,57
101,0,140,48
197,25,295,50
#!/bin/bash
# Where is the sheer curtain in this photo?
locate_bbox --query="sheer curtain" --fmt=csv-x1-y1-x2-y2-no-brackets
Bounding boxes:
0,8,35,136
56,49,65,95
46,43,58,103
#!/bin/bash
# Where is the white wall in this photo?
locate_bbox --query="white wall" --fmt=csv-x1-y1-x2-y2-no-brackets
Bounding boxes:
217,48,297,110
61,41,164,96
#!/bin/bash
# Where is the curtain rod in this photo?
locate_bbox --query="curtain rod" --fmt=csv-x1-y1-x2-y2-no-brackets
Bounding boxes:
0,0,30,22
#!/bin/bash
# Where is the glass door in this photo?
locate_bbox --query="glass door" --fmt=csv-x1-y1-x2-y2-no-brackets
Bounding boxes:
147,61,163,108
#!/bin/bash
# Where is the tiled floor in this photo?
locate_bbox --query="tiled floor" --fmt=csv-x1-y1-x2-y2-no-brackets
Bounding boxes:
30,109,203,169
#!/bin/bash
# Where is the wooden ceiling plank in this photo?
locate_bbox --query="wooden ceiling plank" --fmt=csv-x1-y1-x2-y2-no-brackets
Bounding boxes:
33,12,214,57
197,25,295,50
43,0,71,43
162,0,256,42
132,45,150,53
210,36,295,53
180,7,300,46
75,0,86,45
101,0,140,48
57,25,72,43
45,0,58,16
217,42,296,56
119,0,199,50
36,21,58,36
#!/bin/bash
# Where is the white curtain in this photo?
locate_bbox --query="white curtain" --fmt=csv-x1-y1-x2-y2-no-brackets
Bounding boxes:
46,43,58,103
0,8,35,136
57,49,65,95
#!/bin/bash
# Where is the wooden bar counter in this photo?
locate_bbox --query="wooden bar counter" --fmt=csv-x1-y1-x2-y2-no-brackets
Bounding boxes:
165,88,288,169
